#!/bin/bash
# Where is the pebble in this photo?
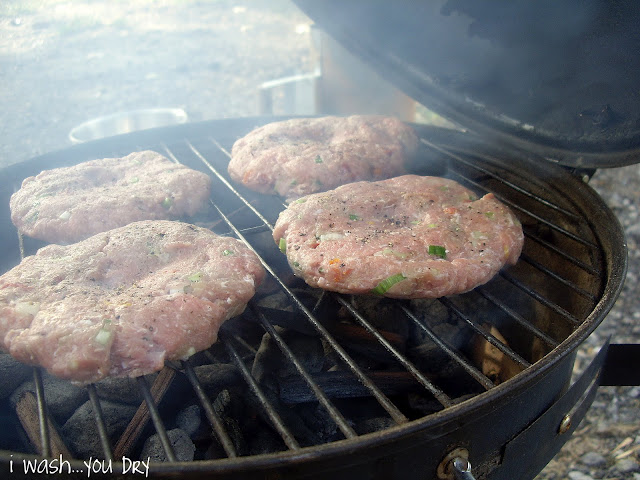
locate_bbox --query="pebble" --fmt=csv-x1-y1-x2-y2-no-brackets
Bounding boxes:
580,452,606,467
568,471,594,480
615,457,640,473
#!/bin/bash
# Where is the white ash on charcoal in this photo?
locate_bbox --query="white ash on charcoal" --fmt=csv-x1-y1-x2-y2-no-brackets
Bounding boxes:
248,329,341,447
175,404,203,438
92,375,157,406
141,428,196,462
246,293,494,438
10,372,88,425
62,400,137,459
207,389,247,458
0,354,32,400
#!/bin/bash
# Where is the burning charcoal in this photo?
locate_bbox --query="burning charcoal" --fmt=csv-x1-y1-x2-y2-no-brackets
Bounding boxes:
339,296,411,342
280,370,425,403
257,292,294,312
247,426,288,455
210,389,246,456
328,322,406,368
295,403,341,443
193,363,242,398
243,383,324,448
0,354,31,400
471,324,524,384
212,389,232,415
409,298,457,333
141,428,195,462
10,372,88,425
208,390,247,458
175,404,202,438
251,328,324,384
93,375,156,405
255,290,325,335
62,400,137,459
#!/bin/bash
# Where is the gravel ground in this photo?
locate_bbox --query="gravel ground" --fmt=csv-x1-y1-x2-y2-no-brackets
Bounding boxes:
1,1,638,479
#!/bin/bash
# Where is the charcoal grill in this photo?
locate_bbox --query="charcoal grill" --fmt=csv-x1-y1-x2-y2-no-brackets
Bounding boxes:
0,116,632,479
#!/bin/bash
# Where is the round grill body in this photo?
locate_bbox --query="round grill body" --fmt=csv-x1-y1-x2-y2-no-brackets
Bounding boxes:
0,118,626,479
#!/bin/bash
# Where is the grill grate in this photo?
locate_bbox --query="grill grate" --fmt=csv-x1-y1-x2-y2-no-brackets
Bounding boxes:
3,120,614,475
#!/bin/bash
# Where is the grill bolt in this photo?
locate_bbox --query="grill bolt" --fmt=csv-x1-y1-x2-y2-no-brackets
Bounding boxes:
558,414,572,434
437,447,476,480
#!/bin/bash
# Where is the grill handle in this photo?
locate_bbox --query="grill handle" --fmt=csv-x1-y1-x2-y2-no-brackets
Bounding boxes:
599,343,640,386
494,340,609,479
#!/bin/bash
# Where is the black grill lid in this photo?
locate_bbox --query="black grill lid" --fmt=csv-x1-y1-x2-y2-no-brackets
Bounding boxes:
293,0,640,168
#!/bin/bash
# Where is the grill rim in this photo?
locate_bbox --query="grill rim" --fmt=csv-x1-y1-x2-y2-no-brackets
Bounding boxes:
0,117,628,478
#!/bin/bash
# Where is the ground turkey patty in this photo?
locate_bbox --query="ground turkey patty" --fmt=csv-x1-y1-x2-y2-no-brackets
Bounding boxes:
10,150,212,244
228,115,419,199
0,220,265,384
273,175,524,299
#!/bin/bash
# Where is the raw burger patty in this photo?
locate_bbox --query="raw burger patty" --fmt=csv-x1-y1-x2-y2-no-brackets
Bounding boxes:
0,220,265,384
10,150,212,244
273,175,524,299
228,115,419,199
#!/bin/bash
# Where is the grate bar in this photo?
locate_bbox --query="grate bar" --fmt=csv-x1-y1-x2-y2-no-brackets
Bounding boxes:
518,253,598,302
524,230,600,276
401,306,495,390
251,308,358,439
32,368,51,458
500,271,582,327
160,143,181,164
421,138,599,249
186,139,275,230
450,167,598,249
336,296,453,408
181,361,239,458
136,376,177,462
475,288,560,350
223,334,301,450
420,138,582,221
212,204,409,425
439,297,531,369
87,384,114,462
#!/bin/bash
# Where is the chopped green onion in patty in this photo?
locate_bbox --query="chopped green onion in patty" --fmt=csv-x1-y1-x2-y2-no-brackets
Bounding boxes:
371,273,407,295
428,245,447,259
188,272,204,282
279,237,287,253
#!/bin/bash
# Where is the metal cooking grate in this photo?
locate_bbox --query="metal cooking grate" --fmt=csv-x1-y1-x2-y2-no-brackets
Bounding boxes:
5,122,607,471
